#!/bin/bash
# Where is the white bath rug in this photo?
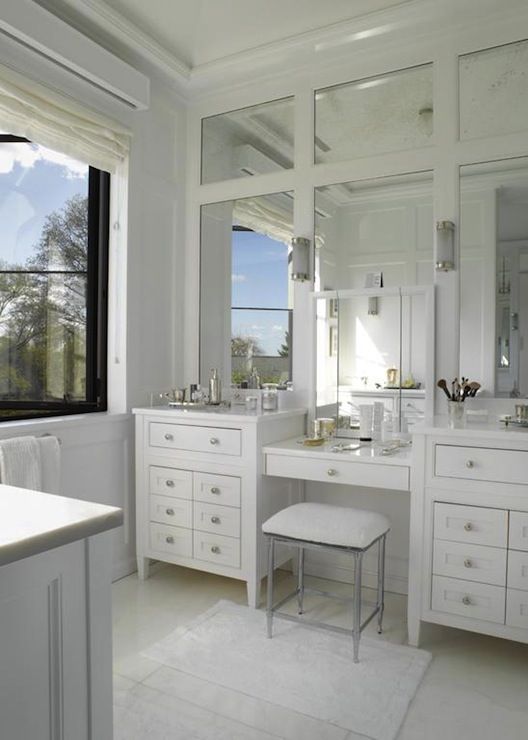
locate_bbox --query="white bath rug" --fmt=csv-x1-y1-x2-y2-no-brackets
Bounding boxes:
142,600,431,740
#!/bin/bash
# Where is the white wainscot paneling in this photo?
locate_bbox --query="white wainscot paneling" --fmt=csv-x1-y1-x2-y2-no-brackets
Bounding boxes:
304,481,410,594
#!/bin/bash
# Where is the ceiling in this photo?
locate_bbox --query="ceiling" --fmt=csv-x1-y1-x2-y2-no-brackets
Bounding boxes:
35,0,413,70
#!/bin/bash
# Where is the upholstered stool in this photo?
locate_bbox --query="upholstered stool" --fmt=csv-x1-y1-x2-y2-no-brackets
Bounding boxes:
262,502,390,662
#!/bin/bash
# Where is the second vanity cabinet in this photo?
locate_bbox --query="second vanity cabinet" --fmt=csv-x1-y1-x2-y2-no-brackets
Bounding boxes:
134,406,305,607
409,426,528,646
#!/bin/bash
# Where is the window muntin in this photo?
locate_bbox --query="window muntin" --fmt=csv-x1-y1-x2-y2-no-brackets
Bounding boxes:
0,135,109,420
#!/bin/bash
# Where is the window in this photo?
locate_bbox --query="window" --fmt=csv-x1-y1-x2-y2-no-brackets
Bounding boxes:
231,226,292,386
0,134,109,420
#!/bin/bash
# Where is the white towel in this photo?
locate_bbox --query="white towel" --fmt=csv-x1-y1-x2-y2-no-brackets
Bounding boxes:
0,436,41,489
37,436,61,494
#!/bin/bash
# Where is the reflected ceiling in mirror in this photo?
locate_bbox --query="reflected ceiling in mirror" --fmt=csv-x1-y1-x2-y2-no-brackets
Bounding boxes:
200,192,294,389
460,157,528,398
314,171,433,291
201,97,294,184
314,64,433,165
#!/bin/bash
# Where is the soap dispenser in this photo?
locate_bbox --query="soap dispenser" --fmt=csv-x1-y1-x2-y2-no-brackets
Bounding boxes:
209,368,221,405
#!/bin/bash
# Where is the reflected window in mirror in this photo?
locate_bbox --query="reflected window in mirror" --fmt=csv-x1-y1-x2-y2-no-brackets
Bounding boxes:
314,64,433,165
200,193,294,388
460,39,528,141
201,97,294,185
314,171,433,291
460,157,528,398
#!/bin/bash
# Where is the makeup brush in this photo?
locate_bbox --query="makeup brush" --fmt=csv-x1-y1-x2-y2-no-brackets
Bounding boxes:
469,382,481,397
437,379,452,400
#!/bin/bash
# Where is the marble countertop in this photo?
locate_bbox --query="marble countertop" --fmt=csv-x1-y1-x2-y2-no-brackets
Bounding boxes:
132,405,307,424
263,436,412,466
0,485,123,567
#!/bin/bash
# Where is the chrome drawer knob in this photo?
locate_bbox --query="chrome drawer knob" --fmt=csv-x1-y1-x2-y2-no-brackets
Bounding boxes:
462,595,472,606
210,487,220,494
464,522,473,531
327,468,337,477
166,480,175,488
211,545,221,554
211,516,221,524
166,508,175,516
210,437,219,445
466,460,474,469
164,433,174,441
464,558,472,568
165,535,174,544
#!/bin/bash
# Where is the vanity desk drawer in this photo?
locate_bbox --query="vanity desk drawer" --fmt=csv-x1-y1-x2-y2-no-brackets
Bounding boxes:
149,495,193,528
433,540,506,586
432,575,505,624
193,501,241,538
506,589,528,629
193,531,240,568
149,466,192,499
193,472,241,508
507,550,528,591
509,511,528,551
433,503,507,548
266,454,409,491
149,522,193,558
149,422,242,456
435,445,528,485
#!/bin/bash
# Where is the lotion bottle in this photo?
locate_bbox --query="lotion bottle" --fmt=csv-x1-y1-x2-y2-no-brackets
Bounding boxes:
209,368,221,404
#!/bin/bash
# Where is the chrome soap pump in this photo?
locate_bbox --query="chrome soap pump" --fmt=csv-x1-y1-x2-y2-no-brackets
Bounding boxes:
209,368,221,405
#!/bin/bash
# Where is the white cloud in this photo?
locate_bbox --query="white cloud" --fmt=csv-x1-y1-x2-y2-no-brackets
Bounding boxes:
231,273,246,283
0,142,87,179
272,325,284,332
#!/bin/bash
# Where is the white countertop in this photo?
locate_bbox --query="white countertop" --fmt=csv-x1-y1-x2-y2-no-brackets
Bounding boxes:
263,437,412,466
0,485,123,567
132,406,307,424
412,416,528,443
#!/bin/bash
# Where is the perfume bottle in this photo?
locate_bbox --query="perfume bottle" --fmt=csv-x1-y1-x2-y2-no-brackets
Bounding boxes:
209,368,221,405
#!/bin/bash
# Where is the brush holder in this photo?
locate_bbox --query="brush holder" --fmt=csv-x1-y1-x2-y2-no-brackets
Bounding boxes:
447,400,465,429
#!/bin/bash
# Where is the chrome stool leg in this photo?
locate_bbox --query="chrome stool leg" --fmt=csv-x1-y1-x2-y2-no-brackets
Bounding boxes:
377,535,386,634
353,551,363,663
297,547,305,614
266,537,275,638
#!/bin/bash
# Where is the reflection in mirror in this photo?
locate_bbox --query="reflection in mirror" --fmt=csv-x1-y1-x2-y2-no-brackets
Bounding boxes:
460,158,528,397
314,64,433,165
201,97,294,185
200,192,294,389
314,171,433,291
315,288,431,440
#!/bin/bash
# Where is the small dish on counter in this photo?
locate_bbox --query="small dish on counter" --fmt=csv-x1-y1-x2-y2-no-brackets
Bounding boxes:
301,437,325,447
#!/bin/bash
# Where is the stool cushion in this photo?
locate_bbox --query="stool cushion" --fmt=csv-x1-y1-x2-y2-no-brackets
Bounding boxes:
262,502,390,549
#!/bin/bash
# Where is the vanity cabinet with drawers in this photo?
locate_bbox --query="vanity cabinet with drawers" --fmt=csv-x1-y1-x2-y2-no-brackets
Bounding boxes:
409,424,528,646
133,407,305,607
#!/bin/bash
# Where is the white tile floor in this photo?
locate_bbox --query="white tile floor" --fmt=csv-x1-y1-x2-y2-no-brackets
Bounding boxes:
113,564,528,740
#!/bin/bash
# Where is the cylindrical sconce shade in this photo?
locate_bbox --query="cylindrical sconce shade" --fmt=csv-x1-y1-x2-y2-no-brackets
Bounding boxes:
435,220,455,271
291,237,311,281
368,296,379,315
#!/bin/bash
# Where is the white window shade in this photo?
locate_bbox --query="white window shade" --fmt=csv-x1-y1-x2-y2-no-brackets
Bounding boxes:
0,64,130,173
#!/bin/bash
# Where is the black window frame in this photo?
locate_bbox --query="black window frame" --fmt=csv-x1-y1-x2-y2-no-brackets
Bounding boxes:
0,134,110,422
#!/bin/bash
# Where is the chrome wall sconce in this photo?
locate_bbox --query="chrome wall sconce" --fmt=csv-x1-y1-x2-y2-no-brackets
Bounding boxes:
368,296,379,315
291,237,311,281
435,220,455,271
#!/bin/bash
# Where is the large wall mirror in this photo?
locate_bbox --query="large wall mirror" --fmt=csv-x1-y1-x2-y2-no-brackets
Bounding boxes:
460,157,528,397
313,171,434,435
200,192,294,389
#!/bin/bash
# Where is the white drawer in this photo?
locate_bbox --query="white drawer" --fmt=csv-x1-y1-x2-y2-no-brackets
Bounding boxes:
149,466,192,499
434,502,507,548
265,454,409,491
431,575,505,624
149,422,241,456
435,445,528,485
149,495,193,528
193,531,240,568
193,501,241,538
507,550,528,591
193,472,241,508
506,589,528,629
433,540,506,586
149,522,193,558
509,511,528,551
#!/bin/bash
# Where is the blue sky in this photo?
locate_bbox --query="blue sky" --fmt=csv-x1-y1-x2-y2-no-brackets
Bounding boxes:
231,230,290,355
0,142,88,266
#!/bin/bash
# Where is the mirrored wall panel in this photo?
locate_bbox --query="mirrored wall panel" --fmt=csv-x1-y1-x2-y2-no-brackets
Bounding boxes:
314,64,433,165
200,192,294,388
460,157,528,397
460,40,528,140
314,171,433,291
315,288,430,439
201,97,294,184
